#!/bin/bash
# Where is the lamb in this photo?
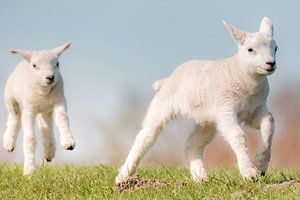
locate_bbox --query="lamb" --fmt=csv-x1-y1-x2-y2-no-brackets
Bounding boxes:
3,42,75,175
116,17,277,183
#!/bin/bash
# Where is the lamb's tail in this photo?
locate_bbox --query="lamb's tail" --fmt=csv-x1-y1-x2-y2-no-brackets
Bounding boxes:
152,78,166,92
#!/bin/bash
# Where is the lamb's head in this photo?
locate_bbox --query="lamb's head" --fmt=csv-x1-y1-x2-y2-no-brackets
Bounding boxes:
10,42,71,87
224,17,278,76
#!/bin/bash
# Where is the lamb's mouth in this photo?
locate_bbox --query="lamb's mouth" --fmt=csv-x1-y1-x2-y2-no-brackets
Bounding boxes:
47,80,55,86
265,68,275,72
261,67,275,73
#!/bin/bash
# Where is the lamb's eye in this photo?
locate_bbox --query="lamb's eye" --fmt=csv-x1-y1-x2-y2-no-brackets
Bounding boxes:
275,46,278,52
248,48,254,53
32,64,37,68
56,62,59,68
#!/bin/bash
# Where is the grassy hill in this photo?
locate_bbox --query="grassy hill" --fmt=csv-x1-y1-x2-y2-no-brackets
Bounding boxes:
0,164,299,199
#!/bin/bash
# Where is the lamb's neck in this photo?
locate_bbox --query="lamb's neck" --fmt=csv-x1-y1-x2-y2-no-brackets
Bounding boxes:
33,84,53,96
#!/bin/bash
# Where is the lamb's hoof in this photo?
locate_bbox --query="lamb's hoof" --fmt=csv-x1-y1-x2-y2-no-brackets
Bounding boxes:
23,172,33,176
23,167,35,176
3,142,15,152
241,166,260,181
61,137,75,150
193,176,209,182
191,168,209,182
253,158,268,177
115,174,129,185
66,145,74,150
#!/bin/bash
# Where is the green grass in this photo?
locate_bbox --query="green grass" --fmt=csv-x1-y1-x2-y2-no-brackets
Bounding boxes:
0,164,299,199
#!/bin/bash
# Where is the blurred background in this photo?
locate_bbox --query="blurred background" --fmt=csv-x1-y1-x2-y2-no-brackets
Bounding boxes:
0,0,300,169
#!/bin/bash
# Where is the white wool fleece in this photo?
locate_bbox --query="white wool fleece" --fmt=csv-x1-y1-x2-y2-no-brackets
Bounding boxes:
116,17,277,183
3,42,75,175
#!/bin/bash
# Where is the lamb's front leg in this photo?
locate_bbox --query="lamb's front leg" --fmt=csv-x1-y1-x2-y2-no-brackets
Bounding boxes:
3,99,21,152
22,111,36,175
3,112,21,152
217,115,259,180
251,105,274,175
53,101,75,150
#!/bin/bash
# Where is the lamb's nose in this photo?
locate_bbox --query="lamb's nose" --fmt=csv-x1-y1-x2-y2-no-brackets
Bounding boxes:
266,61,276,67
46,75,55,82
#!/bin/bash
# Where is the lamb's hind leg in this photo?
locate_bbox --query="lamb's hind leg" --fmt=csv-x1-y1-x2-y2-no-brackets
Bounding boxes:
38,112,56,162
22,111,36,175
3,99,21,152
116,95,174,183
185,125,216,181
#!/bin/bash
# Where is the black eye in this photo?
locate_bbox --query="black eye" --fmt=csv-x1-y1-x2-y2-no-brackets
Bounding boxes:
33,64,37,68
56,62,59,67
275,46,278,52
248,48,254,53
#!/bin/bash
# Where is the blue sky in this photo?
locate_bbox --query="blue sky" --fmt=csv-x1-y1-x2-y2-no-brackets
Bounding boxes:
0,1,298,164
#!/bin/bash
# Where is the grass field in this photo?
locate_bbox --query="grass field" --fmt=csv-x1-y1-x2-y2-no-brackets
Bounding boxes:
0,164,299,199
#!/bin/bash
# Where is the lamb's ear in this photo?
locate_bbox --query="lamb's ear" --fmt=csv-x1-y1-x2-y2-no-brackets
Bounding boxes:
52,42,71,56
10,50,32,61
223,20,246,45
259,17,273,37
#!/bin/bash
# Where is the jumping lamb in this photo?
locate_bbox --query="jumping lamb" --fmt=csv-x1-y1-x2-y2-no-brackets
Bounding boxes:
116,17,278,183
3,42,75,175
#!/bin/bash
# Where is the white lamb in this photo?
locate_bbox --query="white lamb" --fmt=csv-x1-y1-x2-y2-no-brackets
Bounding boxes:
116,17,277,183
3,42,75,175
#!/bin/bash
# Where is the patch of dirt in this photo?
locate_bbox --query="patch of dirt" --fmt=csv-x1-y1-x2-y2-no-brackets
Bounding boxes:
264,180,300,190
231,180,300,197
114,175,186,192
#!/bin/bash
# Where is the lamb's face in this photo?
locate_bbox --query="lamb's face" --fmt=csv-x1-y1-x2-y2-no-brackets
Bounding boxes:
224,17,277,77
241,32,277,75
10,42,71,87
29,52,60,87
